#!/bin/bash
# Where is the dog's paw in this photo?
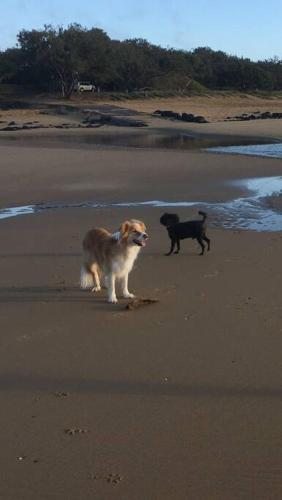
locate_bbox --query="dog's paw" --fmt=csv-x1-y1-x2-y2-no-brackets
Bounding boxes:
91,286,101,292
123,292,135,299
108,297,118,304
165,252,172,256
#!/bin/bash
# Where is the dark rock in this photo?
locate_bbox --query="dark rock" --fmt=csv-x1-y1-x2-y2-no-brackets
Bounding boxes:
272,112,282,119
1,125,23,131
181,113,195,122
81,117,100,124
82,114,147,127
107,117,147,127
26,123,40,128
154,109,208,123
85,123,103,128
193,115,208,123
152,110,180,119
227,110,282,121
159,110,181,119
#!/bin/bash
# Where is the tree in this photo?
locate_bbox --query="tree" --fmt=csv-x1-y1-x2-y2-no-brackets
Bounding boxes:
2,26,281,94
0,48,22,83
18,24,92,97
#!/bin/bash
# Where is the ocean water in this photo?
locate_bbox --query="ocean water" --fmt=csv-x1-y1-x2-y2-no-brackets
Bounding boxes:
0,176,281,231
207,142,282,159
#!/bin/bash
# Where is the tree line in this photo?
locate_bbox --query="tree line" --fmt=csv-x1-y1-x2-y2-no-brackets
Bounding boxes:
0,24,281,97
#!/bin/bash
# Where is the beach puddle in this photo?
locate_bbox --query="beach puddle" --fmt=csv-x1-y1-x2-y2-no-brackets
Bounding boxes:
0,132,276,151
0,176,281,231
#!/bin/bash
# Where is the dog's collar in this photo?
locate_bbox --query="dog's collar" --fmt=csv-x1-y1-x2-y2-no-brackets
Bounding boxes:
112,231,121,240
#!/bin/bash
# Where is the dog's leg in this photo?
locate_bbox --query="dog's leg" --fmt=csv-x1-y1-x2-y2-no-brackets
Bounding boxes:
102,275,108,289
196,237,205,255
165,238,176,256
203,235,210,251
121,273,135,299
107,273,118,303
80,265,94,289
174,239,180,254
90,263,101,292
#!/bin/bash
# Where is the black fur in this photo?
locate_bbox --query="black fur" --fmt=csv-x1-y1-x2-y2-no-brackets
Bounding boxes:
160,211,211,256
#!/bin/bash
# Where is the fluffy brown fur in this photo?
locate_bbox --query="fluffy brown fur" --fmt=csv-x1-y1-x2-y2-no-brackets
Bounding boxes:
80,219,148,303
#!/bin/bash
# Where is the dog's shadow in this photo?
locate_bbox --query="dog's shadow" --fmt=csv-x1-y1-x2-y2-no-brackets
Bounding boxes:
0,285,127,310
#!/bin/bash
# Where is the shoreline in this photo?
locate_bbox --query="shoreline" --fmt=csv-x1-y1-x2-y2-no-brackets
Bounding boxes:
1,174,282,232
0,103,282,210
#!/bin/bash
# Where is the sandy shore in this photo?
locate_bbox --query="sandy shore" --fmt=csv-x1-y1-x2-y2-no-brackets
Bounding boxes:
0,98,282,499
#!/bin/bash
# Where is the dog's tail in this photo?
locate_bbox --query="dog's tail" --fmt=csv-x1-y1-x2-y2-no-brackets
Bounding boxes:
198,210,207,221
80,265,94,289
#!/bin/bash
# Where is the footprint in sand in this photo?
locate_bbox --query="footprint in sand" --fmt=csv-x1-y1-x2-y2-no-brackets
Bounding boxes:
89,472,123,485
64,428,89,436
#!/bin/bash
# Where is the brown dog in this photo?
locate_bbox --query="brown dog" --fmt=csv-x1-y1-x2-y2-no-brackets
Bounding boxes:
80,219,148,303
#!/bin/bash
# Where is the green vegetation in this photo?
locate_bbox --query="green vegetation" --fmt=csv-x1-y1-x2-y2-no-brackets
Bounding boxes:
0,24,281,98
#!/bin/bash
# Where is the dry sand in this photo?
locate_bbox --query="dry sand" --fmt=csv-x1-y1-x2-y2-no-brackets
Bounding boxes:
0,97,282,500
75,92,282,121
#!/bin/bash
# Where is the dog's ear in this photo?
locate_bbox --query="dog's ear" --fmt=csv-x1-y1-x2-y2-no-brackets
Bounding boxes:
138,221,146,232
120,221,131,239
160,214,166,225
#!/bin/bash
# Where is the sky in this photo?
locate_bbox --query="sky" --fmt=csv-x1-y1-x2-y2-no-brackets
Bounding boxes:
0,0,281,61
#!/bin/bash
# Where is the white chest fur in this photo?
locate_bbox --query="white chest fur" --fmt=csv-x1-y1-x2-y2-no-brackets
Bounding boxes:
112,246,140,276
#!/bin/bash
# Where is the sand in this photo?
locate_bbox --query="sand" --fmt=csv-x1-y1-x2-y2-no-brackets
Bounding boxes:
0,96,282,500
95,93,282,121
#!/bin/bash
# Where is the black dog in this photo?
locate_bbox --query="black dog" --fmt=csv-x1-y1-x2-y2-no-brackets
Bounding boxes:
160,211,210,256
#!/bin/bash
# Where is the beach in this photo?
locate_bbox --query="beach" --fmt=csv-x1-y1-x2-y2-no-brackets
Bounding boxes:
0,95,282,499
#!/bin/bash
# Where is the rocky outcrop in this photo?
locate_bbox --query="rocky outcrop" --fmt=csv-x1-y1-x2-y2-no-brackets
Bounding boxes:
0,115,148,132
153,110,208,123
82,114,147,127
225,111,282,121
181,113,208,123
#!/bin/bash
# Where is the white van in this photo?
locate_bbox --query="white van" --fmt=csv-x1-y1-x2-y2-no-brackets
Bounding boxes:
76,82,96,92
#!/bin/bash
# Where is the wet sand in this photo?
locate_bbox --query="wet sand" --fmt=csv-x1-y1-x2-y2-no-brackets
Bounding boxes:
0,102,282,499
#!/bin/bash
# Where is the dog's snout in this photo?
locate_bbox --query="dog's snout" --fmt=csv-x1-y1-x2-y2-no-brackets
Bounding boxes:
143,233,148,240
